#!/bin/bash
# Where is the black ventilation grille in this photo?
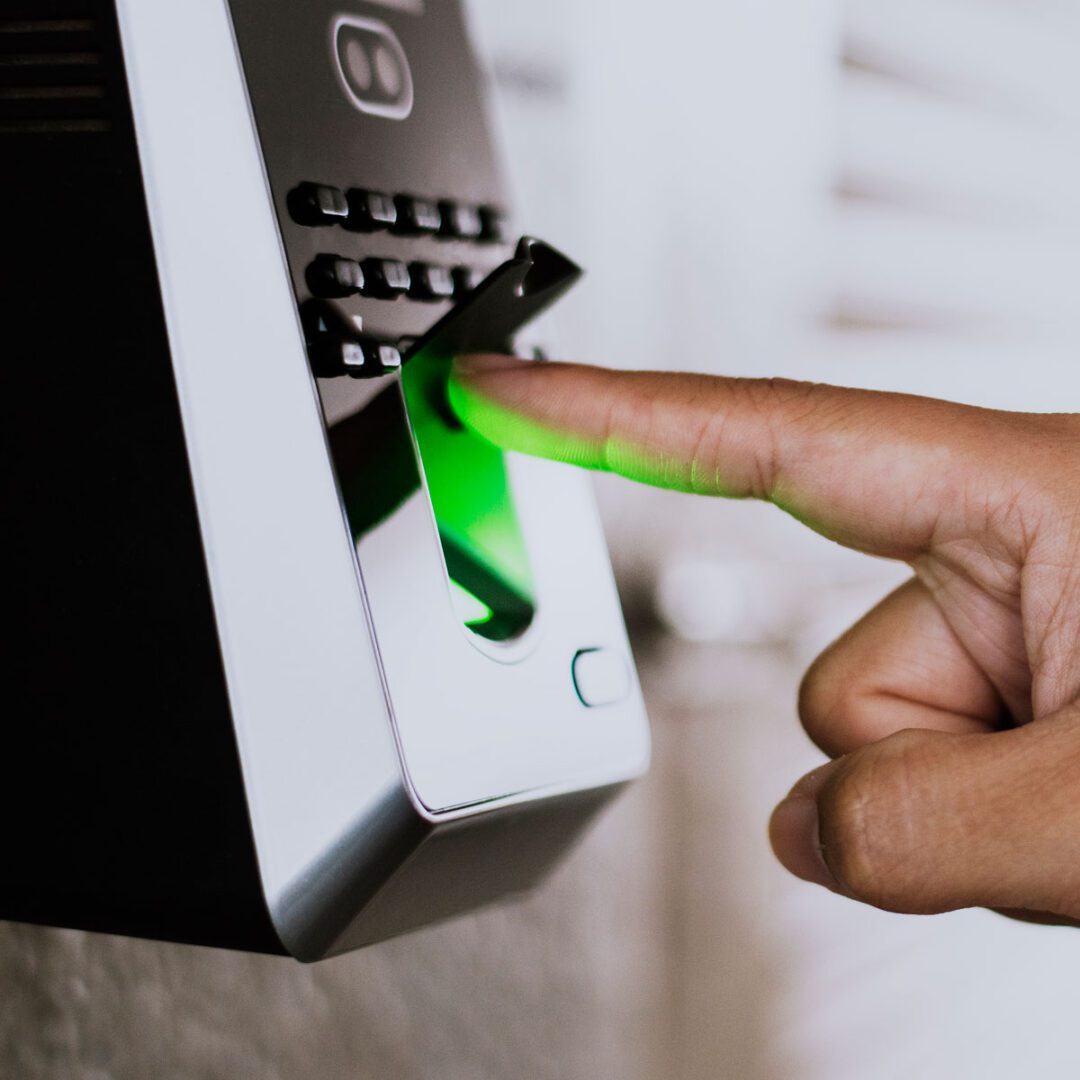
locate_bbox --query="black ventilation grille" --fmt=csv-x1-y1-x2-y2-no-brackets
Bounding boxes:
0,14,111,134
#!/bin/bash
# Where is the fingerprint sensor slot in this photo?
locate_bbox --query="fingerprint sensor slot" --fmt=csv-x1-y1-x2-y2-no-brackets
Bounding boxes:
399,237,582,641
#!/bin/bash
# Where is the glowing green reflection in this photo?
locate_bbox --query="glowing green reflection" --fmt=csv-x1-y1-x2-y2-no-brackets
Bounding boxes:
402,351,535,642
449,579,493,626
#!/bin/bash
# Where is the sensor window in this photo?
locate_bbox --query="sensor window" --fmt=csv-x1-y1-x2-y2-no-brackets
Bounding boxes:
331,15,414,121
401,352,535,642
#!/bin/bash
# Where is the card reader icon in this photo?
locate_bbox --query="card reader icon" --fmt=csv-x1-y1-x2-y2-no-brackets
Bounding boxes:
331,14,415,121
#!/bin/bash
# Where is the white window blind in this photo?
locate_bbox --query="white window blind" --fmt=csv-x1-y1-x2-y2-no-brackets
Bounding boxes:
820,0,1080,410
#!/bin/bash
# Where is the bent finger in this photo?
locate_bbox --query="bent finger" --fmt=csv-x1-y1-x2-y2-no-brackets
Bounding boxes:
799,577,1008,758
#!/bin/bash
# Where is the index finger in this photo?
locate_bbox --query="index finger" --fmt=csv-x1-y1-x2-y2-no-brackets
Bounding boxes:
448,354,1021,561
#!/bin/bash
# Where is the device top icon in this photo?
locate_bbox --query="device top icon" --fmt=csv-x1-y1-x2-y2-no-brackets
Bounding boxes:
330,14,414,121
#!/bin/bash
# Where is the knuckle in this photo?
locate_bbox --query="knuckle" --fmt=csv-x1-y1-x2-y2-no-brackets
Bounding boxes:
819,731,930,910
736,378,853,499
730,378,808,498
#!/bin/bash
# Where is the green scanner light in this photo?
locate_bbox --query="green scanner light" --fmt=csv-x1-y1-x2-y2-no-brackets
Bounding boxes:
402,351,536,642
449,579,494,626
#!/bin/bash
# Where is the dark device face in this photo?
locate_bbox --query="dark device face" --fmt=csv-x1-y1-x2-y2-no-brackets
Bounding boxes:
227,0,508,374
228,0,532,642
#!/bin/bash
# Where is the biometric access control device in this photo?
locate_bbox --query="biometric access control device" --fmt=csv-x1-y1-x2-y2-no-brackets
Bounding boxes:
1,0,650,960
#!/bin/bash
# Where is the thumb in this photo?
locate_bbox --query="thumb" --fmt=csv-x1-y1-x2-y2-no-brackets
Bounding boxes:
769,708,1080,918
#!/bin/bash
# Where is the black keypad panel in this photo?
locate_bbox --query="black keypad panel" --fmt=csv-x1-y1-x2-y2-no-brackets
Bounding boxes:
478,206,505,243
288,182,350,227
309,333,403,380
307,255,365,298
409,263,456,301
439,201,483,241
346,189,398,233
290,180,507,377
361,257,412,299
291,183,501,244
393,195,442,236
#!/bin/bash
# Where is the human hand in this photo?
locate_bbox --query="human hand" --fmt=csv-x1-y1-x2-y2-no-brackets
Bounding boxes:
449,355,1080,923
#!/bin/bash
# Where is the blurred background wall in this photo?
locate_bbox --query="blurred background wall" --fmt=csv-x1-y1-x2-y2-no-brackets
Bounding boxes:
472,1,1080,1076
4,1,1080,1077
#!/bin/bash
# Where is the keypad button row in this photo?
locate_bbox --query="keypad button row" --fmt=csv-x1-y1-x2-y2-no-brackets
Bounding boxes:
289,182,504,242
303,300,402,380
308,334,402,380
307,255,486,302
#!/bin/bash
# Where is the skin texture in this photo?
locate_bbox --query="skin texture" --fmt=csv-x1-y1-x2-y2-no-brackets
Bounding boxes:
449,353,1080,924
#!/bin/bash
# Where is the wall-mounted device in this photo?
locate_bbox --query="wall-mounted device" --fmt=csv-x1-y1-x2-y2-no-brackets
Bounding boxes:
1,0,650,961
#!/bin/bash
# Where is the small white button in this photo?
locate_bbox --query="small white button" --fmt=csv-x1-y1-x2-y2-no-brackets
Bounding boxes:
377,344,402,371
572,649,631,708
341,342,366,370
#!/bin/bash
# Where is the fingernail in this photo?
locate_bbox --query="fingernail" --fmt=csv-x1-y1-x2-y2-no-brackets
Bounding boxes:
452,353,525,377
769,794,841,893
